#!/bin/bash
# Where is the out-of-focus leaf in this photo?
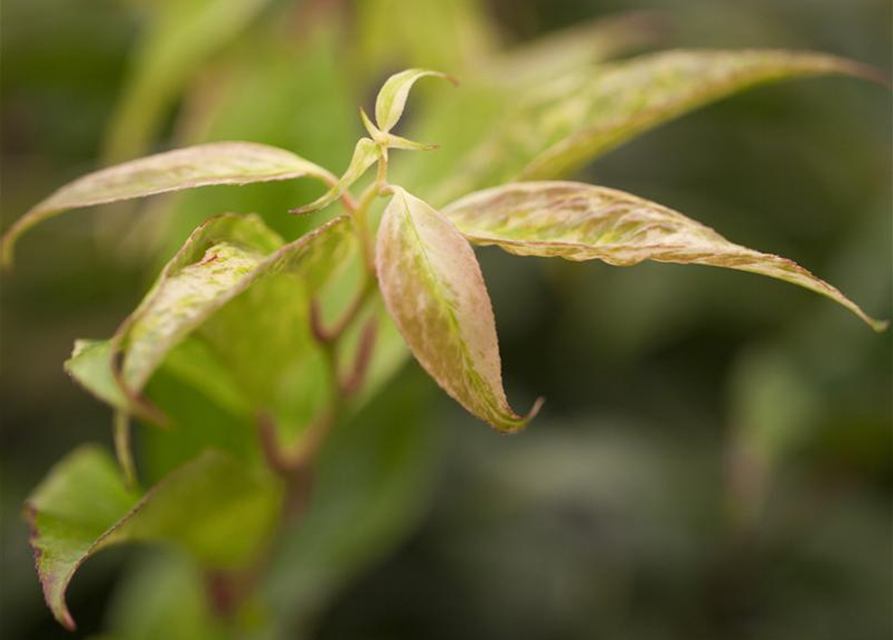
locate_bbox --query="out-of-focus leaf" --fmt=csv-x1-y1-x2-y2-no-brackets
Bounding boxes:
153,24,359,250
376,187,542,431
483,12,667,86
103,0,270,162
262,368,441,635
374,69,454,134
289,138,378,215
104,550,227,640
1,142,331,265
440,49,885,196
354,0,495,76
65,340,130,414
25,445,282,630
444,181,886,330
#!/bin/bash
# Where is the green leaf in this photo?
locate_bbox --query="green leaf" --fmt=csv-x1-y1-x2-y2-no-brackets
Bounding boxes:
444,181,887,331
484,12,666,86
289,138,379,215
103,0,271,162
443,49,885,194
1,142,333,266
374,68,455,134
25,445,281,630
376,187,542,432
115,214,283,394
65,340,131,414
70,214,356,444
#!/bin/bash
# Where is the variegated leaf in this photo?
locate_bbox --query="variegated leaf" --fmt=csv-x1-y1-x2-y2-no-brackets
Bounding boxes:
289,138,379,215
376,187,542,432
444,181,887,331
26,445,281,630
438,49,885,197
114,214,354,399
1,142,333,266
374,68,455,133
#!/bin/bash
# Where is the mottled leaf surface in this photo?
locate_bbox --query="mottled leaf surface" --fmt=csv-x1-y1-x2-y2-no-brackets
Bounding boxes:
439,49,883,196
1,142,331,265
116,214,283,392
26,446,281,630
445,181,886,330
69,214,355,443
376,187,541,431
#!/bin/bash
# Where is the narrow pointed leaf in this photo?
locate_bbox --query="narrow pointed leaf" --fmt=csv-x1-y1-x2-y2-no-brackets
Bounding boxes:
374,69,455,133
444,49,885,194
290,138,378,215
360,107,437,152
444,181,887,331
376,187,541,432
1,141,333,265
26,446,282,630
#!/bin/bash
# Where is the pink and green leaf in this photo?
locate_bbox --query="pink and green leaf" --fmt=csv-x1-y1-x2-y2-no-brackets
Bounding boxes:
1,141,333,266
444,181,887,331
376,187,541,432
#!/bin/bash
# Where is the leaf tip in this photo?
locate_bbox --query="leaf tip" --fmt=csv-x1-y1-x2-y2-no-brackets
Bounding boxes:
0,229,18,270
869,317,889,333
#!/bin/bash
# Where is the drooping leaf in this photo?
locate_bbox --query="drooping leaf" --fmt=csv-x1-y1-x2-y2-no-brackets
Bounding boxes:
376,187,541,431
25,445,282,630
1,142,333,265
374,68,455,134
438,49,886,197
444,181,887,331
289,138,379,215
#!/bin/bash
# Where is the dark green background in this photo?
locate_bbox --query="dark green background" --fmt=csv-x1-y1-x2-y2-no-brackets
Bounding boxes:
1,0,890,638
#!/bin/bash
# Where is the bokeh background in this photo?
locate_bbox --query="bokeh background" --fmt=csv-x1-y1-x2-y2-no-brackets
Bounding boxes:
1,0,890,639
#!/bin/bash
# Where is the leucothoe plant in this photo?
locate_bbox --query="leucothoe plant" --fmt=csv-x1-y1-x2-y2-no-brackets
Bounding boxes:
4,52,887,631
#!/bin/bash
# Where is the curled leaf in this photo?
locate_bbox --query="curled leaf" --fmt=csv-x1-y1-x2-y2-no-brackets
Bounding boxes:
1,142,333,266
444,181,887,331
25,446,281,630
376,187,541,432
290,138,378,215
374,68,456,133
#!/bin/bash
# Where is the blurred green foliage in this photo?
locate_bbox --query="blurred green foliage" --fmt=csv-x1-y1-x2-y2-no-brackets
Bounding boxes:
1,0,890,638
